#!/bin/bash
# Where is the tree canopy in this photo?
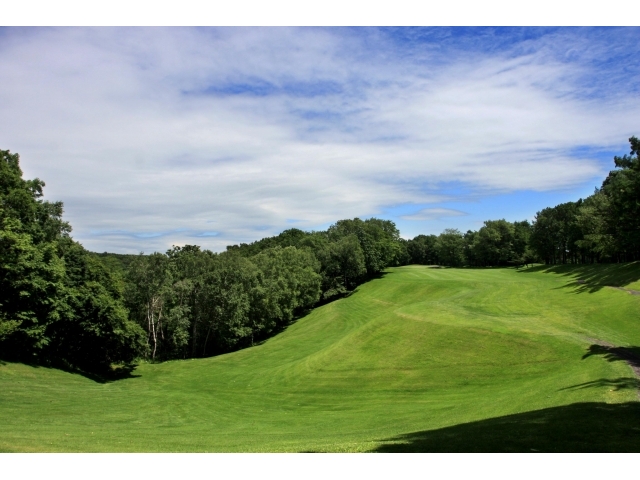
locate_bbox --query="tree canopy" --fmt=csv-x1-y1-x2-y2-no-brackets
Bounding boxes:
0,150,145,373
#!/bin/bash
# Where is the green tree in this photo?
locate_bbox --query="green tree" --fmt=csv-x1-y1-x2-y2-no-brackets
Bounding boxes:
436,229,465,267
250,246,321,335
471,220,516,266
600,136,640,260
48,239,146,372
575,190,616,262
1,149,145,372
328,218,401,275
316,234,367,297
407,234,439,265
198,253,258,354
125,253,170,360
530,202,582,264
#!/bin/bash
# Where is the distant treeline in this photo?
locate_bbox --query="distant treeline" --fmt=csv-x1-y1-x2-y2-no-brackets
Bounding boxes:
402,137,640,267
122,218,402,361
1,137,638,372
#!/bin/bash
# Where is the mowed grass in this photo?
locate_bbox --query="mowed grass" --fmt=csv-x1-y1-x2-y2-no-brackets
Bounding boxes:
1,263,640,452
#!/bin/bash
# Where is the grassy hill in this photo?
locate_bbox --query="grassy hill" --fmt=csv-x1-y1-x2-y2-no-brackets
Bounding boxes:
1,263,639,452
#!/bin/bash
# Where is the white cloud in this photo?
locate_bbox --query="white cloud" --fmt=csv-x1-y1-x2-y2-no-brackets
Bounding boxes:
0,27,637,253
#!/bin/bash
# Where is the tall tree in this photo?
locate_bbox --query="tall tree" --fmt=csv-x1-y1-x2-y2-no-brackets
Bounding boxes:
250,246,321,336
125,253,170,360
436,229,465,267
407,234,439,265
471,220,516,266
600,136,640,260
316,234,367,297
1,149,145,372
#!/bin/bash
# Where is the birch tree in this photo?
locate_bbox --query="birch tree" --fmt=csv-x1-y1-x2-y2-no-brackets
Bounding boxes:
125,253,169,360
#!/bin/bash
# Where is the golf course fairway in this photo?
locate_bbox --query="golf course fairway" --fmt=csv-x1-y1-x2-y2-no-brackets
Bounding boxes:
2,263,640,452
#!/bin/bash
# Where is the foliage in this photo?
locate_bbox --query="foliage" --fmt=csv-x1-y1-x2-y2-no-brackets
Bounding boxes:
528,137,640,264
435,228,465,267
601,136,640,258
314,234,366,297
0,149,145,373
406,234,439,265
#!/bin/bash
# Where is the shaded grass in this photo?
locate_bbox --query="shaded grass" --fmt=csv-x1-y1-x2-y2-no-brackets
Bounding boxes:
1,263,639,452
373,402,640,452
520,261,640,293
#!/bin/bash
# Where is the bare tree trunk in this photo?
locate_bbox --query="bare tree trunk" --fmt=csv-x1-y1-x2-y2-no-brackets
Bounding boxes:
151,309,157,360
146,302,152,355
191,314,198,357
149,296,162,360
202,325,212,356
158,303,165,341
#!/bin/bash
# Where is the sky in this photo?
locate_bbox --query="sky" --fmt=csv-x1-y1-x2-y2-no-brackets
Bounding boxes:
1,27,639,253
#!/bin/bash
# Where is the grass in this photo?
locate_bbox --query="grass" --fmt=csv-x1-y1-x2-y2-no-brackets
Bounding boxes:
1,263,640,452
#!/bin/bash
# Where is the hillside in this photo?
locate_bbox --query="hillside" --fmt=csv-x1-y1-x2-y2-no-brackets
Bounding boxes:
1,263,639,452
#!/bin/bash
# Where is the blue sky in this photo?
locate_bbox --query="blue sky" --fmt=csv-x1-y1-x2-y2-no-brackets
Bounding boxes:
0,27,638,253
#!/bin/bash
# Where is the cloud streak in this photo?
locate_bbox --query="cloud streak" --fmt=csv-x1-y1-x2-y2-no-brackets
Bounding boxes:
0,27,638,252
401,208,468,221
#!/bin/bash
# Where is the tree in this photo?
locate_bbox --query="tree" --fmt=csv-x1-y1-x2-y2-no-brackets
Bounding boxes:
530,202,582,264
327,218,402,275
407,234,438,265
48,239,146,372
473,220,514,266
125,253,170,360
1,149,145,372
600,136,640,260
316,234,366,297
250,246,321,336
512,220,533,265
575,190,616,262
199,253,258,354
436,229,465,267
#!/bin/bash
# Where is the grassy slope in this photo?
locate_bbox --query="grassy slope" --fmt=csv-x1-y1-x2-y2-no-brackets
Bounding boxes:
1,263,639,452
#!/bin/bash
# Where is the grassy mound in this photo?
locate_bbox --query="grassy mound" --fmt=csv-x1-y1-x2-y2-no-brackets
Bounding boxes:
1,263,639,452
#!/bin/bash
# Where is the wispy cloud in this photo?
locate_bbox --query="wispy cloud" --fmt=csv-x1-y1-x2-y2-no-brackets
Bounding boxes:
401,208,468,221
0,27,638,252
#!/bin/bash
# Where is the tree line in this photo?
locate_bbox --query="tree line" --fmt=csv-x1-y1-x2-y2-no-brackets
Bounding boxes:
1,137,638,372
401,137,640,267
123,217,403,361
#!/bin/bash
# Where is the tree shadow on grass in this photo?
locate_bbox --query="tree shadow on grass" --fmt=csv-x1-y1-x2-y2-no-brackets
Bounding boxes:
559,377,640,392
371,402,640,452
373,343,640,452
517,261,640,294
52,361,141,384
581,344,640,373
558,345,640,393
0,359,141,384
73,363,141,383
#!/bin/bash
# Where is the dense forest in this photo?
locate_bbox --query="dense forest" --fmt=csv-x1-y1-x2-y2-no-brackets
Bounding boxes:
1,137,638,373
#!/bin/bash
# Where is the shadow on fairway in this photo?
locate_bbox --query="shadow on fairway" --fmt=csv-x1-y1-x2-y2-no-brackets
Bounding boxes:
517,262,640,294
50,361,142,383
72,363,141,383
0,359,141,384
582,344,640,369
371,401,640,452
560,377,640,392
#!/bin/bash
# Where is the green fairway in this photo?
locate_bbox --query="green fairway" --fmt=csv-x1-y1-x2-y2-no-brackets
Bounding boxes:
1,264,640,452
